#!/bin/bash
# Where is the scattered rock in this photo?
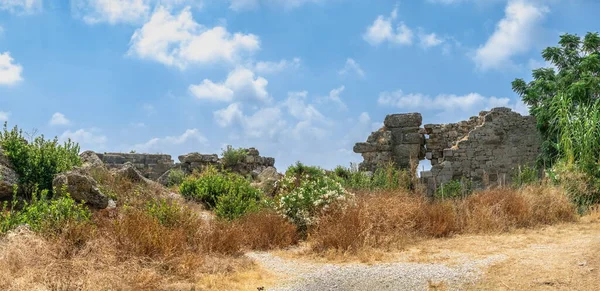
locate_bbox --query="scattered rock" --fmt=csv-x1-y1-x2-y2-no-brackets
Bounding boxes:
253,167,280,197
79,150,104,170
114,162,153,185
53,171,109,209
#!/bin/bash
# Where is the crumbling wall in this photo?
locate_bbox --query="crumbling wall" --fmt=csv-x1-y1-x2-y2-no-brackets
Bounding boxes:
98,153,174,180
97,147,276,182
421,108,540,193
176,147,275,177
353,113,425,172
354,107,542,194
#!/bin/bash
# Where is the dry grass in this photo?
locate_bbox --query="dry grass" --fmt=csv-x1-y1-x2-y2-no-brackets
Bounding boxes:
0,170,298,291
310,185,577,255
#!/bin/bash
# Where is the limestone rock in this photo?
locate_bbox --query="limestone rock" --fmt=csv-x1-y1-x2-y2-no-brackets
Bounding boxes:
247,147,260,156
53,171,108,209
80,150,105,170
384,113,422,128
114,162,153,185
253,166,280,197
178,153,219,164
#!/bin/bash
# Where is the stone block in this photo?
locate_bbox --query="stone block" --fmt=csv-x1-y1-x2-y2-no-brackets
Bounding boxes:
384,113,422,128
353,142,391,153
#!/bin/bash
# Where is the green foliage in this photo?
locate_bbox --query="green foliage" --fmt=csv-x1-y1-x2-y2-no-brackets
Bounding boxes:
435,178,473,200
166,168,186,187
512,32,600,207
332,162,414,191
145,198,188,227
548,162,600,210
0,186,91,233
179,166,262,220
512,165,540,188
0,123,81,195
276,164,353,229
221,145,248,167
512,32,600,170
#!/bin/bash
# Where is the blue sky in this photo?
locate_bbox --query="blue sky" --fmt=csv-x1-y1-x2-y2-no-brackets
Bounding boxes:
0,0,598,170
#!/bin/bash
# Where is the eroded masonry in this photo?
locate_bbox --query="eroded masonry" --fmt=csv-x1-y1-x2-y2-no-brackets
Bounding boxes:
353,107,541,194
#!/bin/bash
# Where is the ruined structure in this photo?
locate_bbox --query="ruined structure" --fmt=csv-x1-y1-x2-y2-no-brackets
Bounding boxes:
354,107,541,194
96,148,275,182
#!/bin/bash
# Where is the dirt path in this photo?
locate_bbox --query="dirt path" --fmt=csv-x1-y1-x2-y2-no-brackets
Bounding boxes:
247,219,600,290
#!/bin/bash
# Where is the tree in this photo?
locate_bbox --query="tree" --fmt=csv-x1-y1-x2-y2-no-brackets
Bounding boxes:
512,32,600,171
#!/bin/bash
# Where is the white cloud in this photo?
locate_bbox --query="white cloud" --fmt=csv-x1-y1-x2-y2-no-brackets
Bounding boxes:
0,0,42,14
214,102,286,139
363,7,414,46
0,111,9,121
283,91,325,121
338,58,365,78
72,0,150,24
474,0,549,71
319,85,346,110
253,57,300,74
60,128,107,151
189,67,269,103
214,102,244,127
229,0,323,11
419,32,443,48
128,6,260,69
131,128,207,153
49,112,71,126
0,52,23,86
378,90,519,117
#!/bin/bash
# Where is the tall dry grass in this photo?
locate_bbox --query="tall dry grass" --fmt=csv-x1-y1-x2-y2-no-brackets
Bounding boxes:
0,170,298,290
310,185,577,254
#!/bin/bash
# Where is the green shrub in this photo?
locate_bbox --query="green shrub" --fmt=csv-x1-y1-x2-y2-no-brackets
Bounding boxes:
0,123,81,195
221,145,248,167
166,168,186,187
435,178,473,200
332,162,414,191
179,166,262,220
512,165,540,188
276,170,353,230
0,186,91,233
145,198,191,227
548,162,600,211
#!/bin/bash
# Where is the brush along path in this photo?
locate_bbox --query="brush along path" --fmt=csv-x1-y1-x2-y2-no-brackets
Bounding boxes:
246,251,505,290
247,218,600,291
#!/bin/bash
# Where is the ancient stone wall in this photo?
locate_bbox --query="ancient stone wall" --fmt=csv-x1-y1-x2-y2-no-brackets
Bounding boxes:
353,113,425,172
97,153,174,180
96,147,276,182
354,107,542,194
421,108,540,193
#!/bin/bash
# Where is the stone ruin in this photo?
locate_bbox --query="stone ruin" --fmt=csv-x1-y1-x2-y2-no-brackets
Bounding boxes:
94,147,276,184
354,107,541,195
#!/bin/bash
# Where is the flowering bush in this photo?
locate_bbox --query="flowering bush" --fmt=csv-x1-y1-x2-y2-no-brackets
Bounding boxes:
275,167,353,229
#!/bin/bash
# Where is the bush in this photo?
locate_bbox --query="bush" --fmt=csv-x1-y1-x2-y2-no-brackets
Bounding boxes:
548,162,600,210
276,168,353,230
333,162,415,191
512,165,540,188
166,168,186,187
0,187,91,233
0,123,81,195
221,145,247,167
435,177,473,200
179,166,262,220
145,198,193,227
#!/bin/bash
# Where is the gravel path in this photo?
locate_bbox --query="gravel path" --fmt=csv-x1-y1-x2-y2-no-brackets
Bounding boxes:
246,252,506,291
